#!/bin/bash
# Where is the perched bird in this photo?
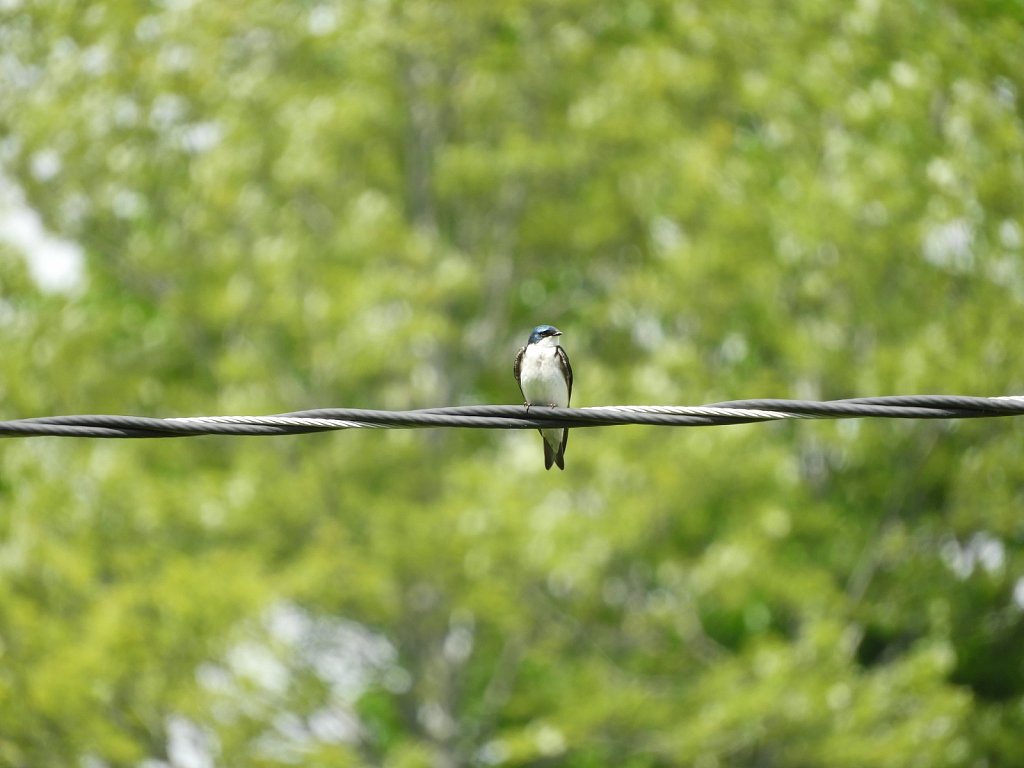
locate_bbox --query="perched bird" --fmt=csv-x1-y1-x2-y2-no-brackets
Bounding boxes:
514,324,574,470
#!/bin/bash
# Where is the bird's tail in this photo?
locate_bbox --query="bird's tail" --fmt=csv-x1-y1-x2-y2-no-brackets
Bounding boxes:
542,428,567,471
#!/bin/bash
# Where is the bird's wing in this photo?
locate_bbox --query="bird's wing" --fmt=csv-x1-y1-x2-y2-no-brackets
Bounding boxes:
513,346,526,393
556,346,573,403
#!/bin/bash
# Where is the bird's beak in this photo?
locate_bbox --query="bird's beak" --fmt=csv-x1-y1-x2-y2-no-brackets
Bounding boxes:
553,330,562,336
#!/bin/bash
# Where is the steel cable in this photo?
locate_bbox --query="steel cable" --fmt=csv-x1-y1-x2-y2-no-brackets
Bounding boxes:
2,395,1023,438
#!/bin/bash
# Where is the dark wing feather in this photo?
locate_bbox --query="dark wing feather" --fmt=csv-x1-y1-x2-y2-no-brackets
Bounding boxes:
513,346,526,395
556,346,573,403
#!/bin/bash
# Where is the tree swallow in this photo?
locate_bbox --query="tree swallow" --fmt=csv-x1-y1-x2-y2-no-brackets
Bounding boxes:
514,324,574,470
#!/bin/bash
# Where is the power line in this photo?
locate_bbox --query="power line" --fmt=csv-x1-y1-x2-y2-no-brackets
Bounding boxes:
2,395,1023,439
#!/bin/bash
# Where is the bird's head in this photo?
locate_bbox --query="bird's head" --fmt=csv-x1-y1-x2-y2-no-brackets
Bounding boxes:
527,325,563,346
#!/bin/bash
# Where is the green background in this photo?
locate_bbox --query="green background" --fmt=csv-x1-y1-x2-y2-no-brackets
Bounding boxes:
2,1,1024,765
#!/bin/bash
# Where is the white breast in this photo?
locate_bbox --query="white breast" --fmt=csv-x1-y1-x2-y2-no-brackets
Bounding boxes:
519,344,569,407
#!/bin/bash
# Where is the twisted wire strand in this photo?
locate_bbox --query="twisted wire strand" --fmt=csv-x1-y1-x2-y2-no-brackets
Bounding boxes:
1,395,1023,439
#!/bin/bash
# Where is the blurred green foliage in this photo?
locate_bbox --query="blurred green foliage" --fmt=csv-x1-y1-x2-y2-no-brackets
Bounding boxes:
2,0,1024,766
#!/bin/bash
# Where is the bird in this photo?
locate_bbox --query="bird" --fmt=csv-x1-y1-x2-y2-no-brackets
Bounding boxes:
514,324,574,470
